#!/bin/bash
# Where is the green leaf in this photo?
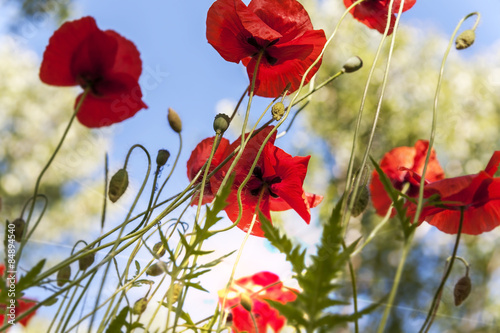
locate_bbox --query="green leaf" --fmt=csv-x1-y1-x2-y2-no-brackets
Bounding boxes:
265,299,307,327
185,282,208,293
134,260,140,277
197,250,236,269
260,212,305,276
183,269,211,280
105,306,128,333
17,259,46,292
190,250,214,256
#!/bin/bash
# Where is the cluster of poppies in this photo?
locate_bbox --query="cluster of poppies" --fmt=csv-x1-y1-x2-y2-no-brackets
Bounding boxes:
371,141,500,235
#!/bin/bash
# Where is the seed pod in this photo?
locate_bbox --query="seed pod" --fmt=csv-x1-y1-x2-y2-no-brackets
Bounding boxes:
455,30,475,50
213,113,230,134
78,252,95,271
156,149,170,167
108,168,129,203
342,56,363,73
146,261,166,276
167,108,182,133
271,102,285,121
240,293,253,312
131,297,148,315
12,218,25,242
152,242,166,258
454,275,472,306
57,265,72,287
167,283,182,304
348,185,370,217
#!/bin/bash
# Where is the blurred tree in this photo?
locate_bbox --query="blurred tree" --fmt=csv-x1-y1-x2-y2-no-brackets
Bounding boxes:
7,0,72,24
0,38,108,245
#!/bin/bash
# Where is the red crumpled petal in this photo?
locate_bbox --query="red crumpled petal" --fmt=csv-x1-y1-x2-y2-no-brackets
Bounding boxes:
224,188,271,237
248,0,314,42
105,30,143,81
245,29,326,97
270,192,323,211
40,16,99,86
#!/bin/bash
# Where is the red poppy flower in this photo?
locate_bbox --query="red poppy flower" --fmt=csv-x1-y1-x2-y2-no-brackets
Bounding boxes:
344,0,416,35
206,0,327,98
406,151,500,235
370,140,445,217
219,271,297,333
0,264,37,328
186,136,231,205
40,16,147,128
212,126,323,237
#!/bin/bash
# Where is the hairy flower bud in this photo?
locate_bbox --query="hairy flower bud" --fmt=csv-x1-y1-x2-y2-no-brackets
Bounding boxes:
342,56,363,73
271,102,285,121
240,293,253,312
132,297,148,315
12,218,25,242
146,261,167,276
109,168,129,203
167,107,182,133
167,283,182,304
454,275,472,306
213,113,230,134
152,242,166,258
156,149,170,167
79,252,95,271
57,265,72,287
455,30,475,50
348,185,370,217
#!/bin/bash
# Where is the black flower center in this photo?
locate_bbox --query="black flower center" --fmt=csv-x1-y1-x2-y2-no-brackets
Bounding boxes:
250,166,281,197
247,37,280,65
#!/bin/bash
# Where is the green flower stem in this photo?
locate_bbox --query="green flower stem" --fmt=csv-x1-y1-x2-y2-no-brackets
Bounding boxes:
377,230,414,333
419,207,465,333
344,0,404,233
291,70,344,107
343,241,359,333
229,84,250,122
54,271,82,333
413,12,479,225
18,88,90,265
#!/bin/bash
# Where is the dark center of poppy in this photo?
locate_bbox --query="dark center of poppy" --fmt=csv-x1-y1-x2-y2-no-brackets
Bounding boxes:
246,37,280,65
77,74,103,96
250,166,282,197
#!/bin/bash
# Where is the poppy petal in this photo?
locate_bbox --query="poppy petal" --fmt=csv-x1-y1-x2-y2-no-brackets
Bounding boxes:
270,192,323,211
40,16,99,86
105,30,143,80
224,188,271,237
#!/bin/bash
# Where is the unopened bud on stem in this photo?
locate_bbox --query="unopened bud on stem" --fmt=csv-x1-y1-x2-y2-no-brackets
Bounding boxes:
109,169,129,203
167,108,182,133
132,297,148,315
342,56,363,73
455,30,475,50
213,114,230,134
156,149,170,167
271,102,285,121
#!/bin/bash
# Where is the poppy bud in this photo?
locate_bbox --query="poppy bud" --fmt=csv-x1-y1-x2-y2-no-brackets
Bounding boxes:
271,102,285,121
167,283,182,304
109,168,129,203
342,56,363,73
348,185,370,217
240,293,253,312
131,297,148,315
79,252,95,271
454,275,471,306
152,242,166,258
156,149,170,167
213,113,230,134
146,261,167,276
12,218,25,242
57,265,71,287
167,107,182,133
455,30,475,50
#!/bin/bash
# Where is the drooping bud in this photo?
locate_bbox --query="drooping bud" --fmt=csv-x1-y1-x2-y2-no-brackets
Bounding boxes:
167,108,182,133
240,293,253,312
342,56,363,73
78,252,95,271
146,261,167,276
271,102,285,121
57,265,72,287
12,218,25,242
167,283,183,304
455,30,475,50
131,297,148,315
156,149,170,167
348,185,370,217
152,242,166,258
213,113,230,134
454,275,472,306
109,168,129,203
